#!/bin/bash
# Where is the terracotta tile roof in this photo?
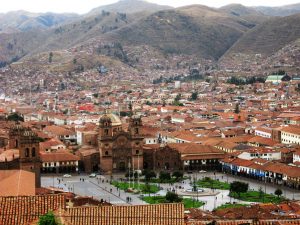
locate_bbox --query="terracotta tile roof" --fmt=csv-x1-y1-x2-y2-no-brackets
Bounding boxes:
0,170,35,196
64,203,184,225
77,146,98,157
281,126,300,135
248,136,279,146
40,151,80,162
40,138,65,150
0,194,66,225
168,143,223,155
44,125,75,136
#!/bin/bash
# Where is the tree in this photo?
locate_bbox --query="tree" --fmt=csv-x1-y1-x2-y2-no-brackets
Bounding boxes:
48,52,53,63
38,211,58,225
93,93,99,98
234,103,240,114
230,181,248,197
175,94,181,101
159,171,171,181
144,170,156,181
258,187,264,199
272,70,285,75
172,171,183,180
275,188,283,198
165,191,182,203
7,113,24,122
143,182,152,196
191,92,198,101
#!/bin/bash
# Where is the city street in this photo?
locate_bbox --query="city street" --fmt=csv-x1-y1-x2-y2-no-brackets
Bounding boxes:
41,172,300,211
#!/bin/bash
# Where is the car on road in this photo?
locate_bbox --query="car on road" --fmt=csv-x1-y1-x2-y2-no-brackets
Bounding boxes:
63,174,72,178
89,173,97,178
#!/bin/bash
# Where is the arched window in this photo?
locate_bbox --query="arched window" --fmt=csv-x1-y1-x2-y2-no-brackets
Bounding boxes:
136,150,139,155
105,151,109,156
104,129,109,135
32,147,36,157
135,128,139,134
25,148,29,157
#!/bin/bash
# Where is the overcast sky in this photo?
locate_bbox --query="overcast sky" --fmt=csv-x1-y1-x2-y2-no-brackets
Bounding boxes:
1,0,300,14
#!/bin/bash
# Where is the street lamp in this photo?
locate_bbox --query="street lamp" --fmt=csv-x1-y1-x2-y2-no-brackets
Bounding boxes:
128,161,131,189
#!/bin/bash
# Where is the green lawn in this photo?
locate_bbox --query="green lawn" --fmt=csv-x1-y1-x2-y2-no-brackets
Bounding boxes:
197,177,230,190
229,191,284,204
142,196,204,209
141,177,184,184
112,181,159,194
215,203,248,210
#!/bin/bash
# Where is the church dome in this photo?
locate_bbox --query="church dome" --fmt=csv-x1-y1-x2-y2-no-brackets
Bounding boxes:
100,113,122,126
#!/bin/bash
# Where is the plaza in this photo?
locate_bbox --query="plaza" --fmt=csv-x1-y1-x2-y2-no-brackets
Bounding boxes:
41,171,300,211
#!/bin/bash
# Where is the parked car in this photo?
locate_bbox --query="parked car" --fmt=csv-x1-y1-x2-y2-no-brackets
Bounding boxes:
89,173,97,178
63,174,72,178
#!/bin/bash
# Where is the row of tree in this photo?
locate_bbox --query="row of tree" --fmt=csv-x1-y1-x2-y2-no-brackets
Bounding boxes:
227,76,266,85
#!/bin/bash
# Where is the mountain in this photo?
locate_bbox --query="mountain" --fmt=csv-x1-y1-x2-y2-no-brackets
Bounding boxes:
88,0,173,15
0,3,273,69
254,3,300,16
0,11,146,64
0,11,79,33
223,13,300,58
105,5,264,60
220,4,270,24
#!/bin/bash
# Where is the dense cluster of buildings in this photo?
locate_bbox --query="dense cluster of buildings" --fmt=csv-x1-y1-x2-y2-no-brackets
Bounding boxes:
1,60,300,224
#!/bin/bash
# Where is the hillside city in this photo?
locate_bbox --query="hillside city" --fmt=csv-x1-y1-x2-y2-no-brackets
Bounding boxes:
1,0,300,224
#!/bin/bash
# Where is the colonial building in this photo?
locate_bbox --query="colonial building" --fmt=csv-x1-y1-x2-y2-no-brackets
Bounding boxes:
143,143,225,171
0,123,41,187
98,114,144,173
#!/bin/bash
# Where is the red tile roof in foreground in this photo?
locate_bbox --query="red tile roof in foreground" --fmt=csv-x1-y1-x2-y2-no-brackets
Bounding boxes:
64,203,185,225
0,194,66,225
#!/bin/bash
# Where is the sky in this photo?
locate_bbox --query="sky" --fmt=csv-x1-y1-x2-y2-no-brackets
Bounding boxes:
0,0,300,14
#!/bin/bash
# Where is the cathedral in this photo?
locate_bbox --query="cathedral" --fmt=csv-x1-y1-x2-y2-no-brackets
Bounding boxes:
98,114,144,173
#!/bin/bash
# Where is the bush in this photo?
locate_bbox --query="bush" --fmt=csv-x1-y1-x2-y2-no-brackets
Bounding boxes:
172,171,183,180
38,211,58,225
144,170,156,181
159,171,171,181
230,181,249,197
165,192,182,203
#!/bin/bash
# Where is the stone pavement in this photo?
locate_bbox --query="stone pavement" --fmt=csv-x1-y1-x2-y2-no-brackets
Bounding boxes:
41,172,300,211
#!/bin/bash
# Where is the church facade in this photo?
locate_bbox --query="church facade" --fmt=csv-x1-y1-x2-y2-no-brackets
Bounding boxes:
0,123,41,188
98,114,144,173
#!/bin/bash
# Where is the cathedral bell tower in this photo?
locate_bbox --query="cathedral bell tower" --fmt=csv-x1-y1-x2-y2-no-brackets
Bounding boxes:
9,123,41,188
128,115,144,171
99,114,113,173
128,115,142,137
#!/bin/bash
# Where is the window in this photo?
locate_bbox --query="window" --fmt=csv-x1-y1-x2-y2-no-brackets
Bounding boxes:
135,128,139,134
105,129,109,135
25,148,29,157
105,151,109,156
32,148,36,157
136,150,139,155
